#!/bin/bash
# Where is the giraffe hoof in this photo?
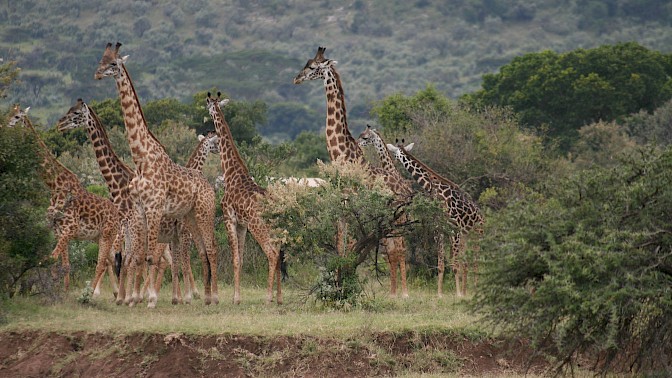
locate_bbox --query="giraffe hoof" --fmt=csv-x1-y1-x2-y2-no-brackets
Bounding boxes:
172,298,179,305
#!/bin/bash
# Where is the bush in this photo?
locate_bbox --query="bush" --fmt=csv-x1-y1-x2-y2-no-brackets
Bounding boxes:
474,147,672,375
0,126,53,298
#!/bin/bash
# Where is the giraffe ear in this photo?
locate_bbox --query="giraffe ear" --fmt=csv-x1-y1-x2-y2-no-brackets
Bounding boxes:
198,134,205,141
386,143,398,153
219,98,230,107
120,55,129,64
24,106,31,114
405,143,414,151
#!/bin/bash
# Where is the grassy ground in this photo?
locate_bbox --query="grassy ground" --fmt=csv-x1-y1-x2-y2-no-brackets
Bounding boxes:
1,281,481,338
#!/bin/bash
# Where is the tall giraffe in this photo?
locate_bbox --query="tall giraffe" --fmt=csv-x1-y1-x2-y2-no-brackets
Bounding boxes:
56,99,217,304
386,142,484,297
294,46,409,288
94,42,218,307
8,105,122,295
206,92,282,305
357,126,414,298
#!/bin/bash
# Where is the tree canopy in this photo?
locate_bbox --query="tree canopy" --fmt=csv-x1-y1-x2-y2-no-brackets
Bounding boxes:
463,42,672,149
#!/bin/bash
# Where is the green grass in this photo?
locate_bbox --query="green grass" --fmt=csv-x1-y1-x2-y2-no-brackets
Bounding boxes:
1,282,480,338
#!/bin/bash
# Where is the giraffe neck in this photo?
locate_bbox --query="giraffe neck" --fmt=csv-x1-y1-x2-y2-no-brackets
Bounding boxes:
23,116,80,191
84,105,135,212
323,68,364,163
370,132,406,183
209,104,254,188
396,149,436,192
185,138,210,171
114,65,167,169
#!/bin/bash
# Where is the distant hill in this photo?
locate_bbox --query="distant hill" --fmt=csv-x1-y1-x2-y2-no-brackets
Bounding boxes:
2,0,671,137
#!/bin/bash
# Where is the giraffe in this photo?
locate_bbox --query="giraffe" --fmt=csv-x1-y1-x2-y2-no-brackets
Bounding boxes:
294,46,410,292
95,42,218,308
386,141,484,297
8,105,122,295
206,92,282,305
56,99,217,304
357,125,415,298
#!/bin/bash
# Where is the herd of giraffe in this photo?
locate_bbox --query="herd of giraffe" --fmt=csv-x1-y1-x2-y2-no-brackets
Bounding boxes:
3,43,484,307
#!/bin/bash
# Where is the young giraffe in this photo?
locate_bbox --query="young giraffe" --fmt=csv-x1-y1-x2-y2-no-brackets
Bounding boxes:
294,46,408,287
386,142,484,297
56,99,217,304
206,92,282,305
357,125,415,298
8,105,122,295
95,42,218,308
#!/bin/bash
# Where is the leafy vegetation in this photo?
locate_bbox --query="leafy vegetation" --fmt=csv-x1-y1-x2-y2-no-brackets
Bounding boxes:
463,42,672,150
1,2,672,374
2,0,672,132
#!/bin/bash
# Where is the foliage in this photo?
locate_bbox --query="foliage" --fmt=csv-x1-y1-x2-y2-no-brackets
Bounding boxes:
474,147,672,375
5,0,672,137
568,120,637,169
0,60,20,98
370,85,452,135
264,158,449,307
261,102,323,141
622,98,672,146
0,125,52,299
372,87,547,200
278,131,330,175
463,42,672,150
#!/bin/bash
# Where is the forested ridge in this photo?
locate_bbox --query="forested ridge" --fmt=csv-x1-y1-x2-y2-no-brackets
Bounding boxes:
2,0,672,137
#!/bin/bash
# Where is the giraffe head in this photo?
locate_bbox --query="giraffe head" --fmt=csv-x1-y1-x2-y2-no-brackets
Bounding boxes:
293,46,338,84
386,140,415,162
7,104,29,128
94,42,128,80
356,124,378,148
56,99,89,132
198,130,220,155
205,92,230,118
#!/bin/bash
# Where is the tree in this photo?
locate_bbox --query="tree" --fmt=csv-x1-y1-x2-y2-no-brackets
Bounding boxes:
463,43,672,150
372,87,547,199
263,159,446,307
474,147,672,375
0,125,52,298
0,60,19,98
261,102,323,141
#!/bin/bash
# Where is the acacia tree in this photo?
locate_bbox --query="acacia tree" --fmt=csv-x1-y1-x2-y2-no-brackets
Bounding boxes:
0,125,52,298
263,159,448,307
474,147,672,375
463,42,672,150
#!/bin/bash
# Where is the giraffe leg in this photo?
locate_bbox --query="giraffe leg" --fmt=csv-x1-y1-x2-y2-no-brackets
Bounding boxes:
178,231,195,304
235,224,248,303
436,232,445,298
163,242,181,305
50,235,72,291
92,230,114,297
398,237,409,298
142,207,164,309
275,251,282,305
451,234,464,298
223,213,241,305
185,211,217,305
384,240,398,298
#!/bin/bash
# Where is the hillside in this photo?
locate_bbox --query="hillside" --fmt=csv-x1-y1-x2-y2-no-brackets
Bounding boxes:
2,0,672,135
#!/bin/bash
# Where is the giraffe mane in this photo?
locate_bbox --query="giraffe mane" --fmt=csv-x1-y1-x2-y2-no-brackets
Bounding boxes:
402,147,460,188
86,101,134,177
119,64,167,155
